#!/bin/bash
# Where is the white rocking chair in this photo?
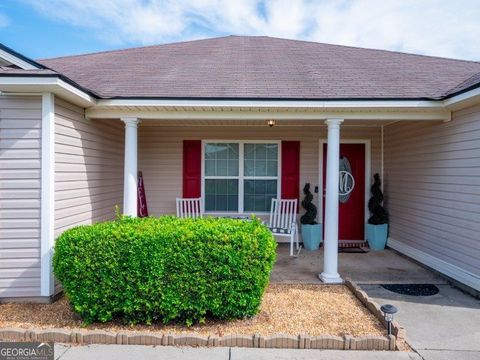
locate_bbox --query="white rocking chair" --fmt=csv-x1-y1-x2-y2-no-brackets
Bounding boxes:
176,198,203,218
268,198,301,256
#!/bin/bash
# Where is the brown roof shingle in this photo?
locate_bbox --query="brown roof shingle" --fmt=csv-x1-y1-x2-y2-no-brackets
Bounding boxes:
37,36,480,100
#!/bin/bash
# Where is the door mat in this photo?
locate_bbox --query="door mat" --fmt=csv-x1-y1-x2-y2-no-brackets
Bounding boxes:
339,247,369,253
381,284,439,296
339,241,369,248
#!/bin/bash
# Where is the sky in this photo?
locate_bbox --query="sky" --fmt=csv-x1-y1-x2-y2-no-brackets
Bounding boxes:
0,0,479,61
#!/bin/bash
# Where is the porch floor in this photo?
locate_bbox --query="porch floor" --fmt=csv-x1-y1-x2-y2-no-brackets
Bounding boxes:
271,244,447,285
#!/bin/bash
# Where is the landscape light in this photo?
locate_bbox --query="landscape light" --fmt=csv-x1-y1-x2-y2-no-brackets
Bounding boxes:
381,304,398,336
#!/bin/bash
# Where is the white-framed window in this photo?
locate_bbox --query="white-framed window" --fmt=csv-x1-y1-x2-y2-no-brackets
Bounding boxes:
202,140,281,214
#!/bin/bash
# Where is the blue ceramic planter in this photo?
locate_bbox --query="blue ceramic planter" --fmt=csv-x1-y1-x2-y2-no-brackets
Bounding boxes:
366,223,388,251
301,224,322,251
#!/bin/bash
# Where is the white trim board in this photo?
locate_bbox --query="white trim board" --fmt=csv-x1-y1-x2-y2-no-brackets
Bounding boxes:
0,48,39,70
388,237,480,292
40,93,55,297
318,139,371,241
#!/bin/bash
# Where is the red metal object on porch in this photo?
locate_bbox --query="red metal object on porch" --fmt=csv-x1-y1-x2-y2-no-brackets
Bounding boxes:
137,171,148,217
183,140,202,198
281,141,300,212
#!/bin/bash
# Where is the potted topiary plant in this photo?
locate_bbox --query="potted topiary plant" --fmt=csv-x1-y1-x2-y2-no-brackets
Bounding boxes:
366,173,389,251
300,183,322,251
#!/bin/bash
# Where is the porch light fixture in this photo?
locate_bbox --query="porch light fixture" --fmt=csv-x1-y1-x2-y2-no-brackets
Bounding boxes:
381,304,398,336
267,119,276,127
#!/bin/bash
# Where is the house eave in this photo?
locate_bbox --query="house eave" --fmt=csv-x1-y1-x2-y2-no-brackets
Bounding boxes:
0,76,95,107
1,74,478,118
443,85,480,111
0,44,45,70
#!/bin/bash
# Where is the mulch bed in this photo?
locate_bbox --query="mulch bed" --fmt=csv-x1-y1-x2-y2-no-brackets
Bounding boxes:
0,284,384,337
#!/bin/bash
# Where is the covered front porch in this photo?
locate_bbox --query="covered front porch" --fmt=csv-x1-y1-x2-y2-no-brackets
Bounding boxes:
272,244,446,285
86,100,449,285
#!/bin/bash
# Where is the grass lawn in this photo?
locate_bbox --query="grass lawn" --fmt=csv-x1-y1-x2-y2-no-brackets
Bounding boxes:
0,284,384,337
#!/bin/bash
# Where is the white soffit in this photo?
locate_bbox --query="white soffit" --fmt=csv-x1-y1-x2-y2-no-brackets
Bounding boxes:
86,99,451,121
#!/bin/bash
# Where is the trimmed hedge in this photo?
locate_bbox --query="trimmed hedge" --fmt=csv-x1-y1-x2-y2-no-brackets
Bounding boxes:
53,216,276,325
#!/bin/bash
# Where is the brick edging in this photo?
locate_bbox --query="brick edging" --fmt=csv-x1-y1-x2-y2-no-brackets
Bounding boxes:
0,328,395,350
0,280,400,350
344,278,406,350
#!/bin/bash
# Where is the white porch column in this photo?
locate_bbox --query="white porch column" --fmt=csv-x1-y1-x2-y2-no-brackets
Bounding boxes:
320,118,344,284
40,93,55,297
121,117,139,217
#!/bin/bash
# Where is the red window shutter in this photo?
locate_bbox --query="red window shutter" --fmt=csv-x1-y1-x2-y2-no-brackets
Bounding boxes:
281,141,300,207
183,140,202,198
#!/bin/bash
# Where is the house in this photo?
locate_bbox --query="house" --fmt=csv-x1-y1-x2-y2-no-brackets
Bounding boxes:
0,36,479,301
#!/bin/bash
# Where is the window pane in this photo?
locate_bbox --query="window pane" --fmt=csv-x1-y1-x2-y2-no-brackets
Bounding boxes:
227,179,238,194
266,179,277,193
244,180,277,212
266,144,277,160
216,178,227,193
228,144,239,158
244,179,254,195
216,195,228,210
254,194,266,210
205,179,238,212
205,195,215,210
244,159,255,176
243,143,278,177
216,159,228,176
228,160,239,176
205,144,215,159
255,160,267,176
244,144,255,159
255,144,267,159
255,179,266,193
205,178,215,193
216,145,229,159
204,143,239,176
205,159,216,176
266,160,278,176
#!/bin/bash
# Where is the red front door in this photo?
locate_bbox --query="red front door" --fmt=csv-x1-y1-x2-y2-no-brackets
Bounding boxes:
322,143,365,241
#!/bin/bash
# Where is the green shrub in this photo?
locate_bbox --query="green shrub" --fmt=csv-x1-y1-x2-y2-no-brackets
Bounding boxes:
53,216,276,325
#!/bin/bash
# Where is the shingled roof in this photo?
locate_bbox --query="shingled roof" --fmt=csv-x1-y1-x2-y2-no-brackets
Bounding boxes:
34,36,480,100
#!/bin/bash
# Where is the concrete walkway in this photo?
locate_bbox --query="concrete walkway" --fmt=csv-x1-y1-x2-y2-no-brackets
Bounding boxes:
364,283,480,360
54,344,422,360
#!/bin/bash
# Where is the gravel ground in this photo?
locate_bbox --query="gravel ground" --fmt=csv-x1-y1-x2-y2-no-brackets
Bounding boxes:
0,284,384,337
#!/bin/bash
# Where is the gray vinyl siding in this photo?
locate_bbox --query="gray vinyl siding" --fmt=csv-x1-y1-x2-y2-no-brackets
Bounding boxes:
384,104,480,284
138,123,382,216
0,96,42,298
54,98,124,237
